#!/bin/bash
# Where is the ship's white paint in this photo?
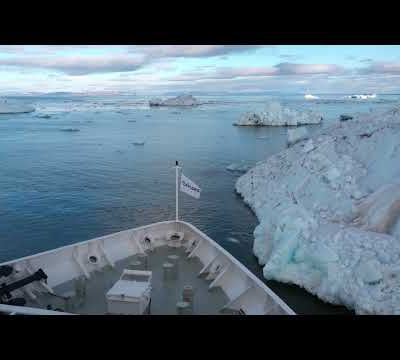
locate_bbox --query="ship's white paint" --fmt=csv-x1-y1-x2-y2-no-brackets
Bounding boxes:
0,220,295,315
0,303,73,315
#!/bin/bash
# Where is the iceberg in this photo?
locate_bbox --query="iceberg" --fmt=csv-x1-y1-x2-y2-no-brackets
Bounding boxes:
287,127,309,146
304,94,319,100
233,112,263,127
340,114,353,122
348,94,377,100
149,95,200,107
352,183,400,234
235,106,400,314
0,100,35,114
234,101,322,127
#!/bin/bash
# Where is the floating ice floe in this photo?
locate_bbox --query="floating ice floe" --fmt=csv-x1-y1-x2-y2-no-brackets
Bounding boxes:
0,100,35,114
227,237,241,244
234,101,322,127
235,105,400,314
149,95,200,107
35,114,52,119
226,162,252,173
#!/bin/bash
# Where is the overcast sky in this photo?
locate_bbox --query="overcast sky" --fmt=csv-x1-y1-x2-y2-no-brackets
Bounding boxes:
0,45,399,94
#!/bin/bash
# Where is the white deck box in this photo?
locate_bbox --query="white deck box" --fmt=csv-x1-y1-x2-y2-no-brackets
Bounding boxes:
106,270,152,315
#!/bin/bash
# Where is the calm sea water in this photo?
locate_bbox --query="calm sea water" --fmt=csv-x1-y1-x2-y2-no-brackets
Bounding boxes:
1,93,399,314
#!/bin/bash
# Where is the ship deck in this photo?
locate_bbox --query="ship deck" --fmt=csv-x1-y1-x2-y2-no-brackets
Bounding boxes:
27,245,231,315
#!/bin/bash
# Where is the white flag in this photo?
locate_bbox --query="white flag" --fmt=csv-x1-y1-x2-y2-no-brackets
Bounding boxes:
180,173,201,199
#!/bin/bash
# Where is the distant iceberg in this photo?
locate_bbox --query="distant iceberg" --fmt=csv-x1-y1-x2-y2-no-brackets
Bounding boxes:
304,94,319,100
149,95,200,107
0,100,35,114
235,106,400,314
347,94,377,100
234,101,322,127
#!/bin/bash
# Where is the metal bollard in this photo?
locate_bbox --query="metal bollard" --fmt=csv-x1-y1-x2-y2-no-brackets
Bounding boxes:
163,262,176,281
167,255,180,272
176,301,192,315
136,253,149,270
182,285,194,310
127,260,144,271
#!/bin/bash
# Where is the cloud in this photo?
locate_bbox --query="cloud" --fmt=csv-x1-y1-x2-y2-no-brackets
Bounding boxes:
168,66,277,81
168,62,343,82
359,58,373,63
133,45,265,58
360,62,400,74
0,54,148,75
0,45,266,75
279,54,300,60
275,62,343,75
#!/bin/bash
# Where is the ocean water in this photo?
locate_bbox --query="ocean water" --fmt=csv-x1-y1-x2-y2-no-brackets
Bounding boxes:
1,93,399,314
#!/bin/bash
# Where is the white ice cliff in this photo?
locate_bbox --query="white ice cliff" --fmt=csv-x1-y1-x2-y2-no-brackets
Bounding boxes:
234,101,322,126
235,106,400,314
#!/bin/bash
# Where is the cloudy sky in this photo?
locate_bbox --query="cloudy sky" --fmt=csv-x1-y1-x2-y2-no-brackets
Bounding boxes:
0,45,400,94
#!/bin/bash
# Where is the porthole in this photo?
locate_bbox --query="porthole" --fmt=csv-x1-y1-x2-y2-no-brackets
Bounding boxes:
89,255,98,264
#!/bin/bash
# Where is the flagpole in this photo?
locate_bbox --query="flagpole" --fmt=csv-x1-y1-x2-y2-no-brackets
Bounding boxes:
175,160,179,222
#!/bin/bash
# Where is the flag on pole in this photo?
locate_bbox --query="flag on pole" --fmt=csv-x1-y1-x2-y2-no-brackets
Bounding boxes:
180,173,201,199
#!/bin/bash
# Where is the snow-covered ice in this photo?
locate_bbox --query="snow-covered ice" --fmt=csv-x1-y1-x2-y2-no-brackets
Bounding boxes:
234,101,322,126
226,162,252,173
233,112,263,126
287,127,309,146
149,95,200,107
235,106,400,314
0,100,35,114
302,139,315,153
